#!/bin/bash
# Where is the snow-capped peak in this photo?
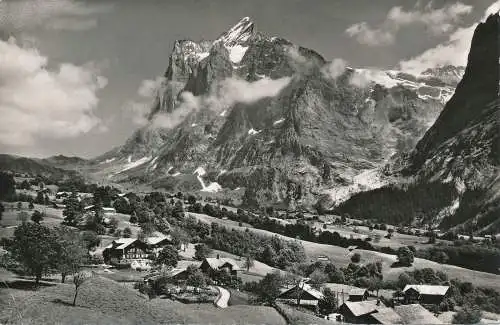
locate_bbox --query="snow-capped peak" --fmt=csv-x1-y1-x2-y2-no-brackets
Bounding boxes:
215,17,254,47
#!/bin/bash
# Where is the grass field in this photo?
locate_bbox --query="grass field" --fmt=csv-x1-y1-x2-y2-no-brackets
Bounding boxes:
2,274,286,325
188,212,500,292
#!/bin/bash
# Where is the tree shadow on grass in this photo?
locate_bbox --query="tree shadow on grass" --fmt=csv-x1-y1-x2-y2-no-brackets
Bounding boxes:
52,298,90,309
0,279,56,291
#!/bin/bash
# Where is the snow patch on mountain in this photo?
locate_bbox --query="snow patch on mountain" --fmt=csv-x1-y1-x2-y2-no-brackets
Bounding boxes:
100,157,116,164
273,118,285,125
248,128,261,135
202,182,222,193
228,45,248,64
119,156,151,173
325,168,388,206
194,166,206,176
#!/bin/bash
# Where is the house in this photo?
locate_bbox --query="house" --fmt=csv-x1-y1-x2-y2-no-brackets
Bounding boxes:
146,267,189,285
144,234,173,256
103,207,116,216
199,256,240,278
338,300,384,324
349,288,369,301
102,238,150,265
278,282,324,307
394,304,443,324
322,283,365,304
403,285,449,305
369,307,403,324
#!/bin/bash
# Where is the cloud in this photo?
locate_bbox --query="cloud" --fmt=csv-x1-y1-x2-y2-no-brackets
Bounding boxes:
138,76,166,98
151,76,291,129
398,1,500,73
345,1,473,46
322,59,348,79
0,0,112,31
0,37,107,146
45,18,98,31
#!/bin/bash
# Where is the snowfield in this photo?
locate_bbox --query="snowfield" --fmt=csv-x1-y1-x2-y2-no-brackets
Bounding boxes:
118,156,151,173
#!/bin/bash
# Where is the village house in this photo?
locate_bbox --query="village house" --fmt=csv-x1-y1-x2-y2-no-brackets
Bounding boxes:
103,238,150,265
403,285,449,305
199,255,240,278
349,288,369,301
277,282,324,308
338,300,384,324
322,283,367,305
144,234,173,256
394,304,443,324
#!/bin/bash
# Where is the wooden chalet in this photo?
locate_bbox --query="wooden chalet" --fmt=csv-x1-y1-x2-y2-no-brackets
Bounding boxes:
277,282,324,307
403,285,449,305
103,238,149,265
199,256,240,278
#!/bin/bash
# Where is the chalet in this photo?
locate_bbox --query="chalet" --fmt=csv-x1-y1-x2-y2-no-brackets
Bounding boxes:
103,238,149,265
369,307,403,324
103,207,116,215
278,282,324,307
144,234,173,256
403,285,449,305
322,283,365,304
394,304,443,324
349,288,369,301
199,256,240,278
338,300,384,324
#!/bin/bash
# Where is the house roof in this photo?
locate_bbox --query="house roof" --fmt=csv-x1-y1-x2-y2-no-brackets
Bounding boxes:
342,300,382,317
203,257,241,271
279,283,324,300
370,307,404,325
111,238,137,250
403,285,449,296
394,304,443,324
349,288,368,296
323,283,361,294
145,234,172,245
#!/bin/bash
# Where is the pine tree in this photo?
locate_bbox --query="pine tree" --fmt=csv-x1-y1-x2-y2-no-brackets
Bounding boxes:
62,192,83,227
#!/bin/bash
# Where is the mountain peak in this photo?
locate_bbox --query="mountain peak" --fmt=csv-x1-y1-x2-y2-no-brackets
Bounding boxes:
215,16,255,47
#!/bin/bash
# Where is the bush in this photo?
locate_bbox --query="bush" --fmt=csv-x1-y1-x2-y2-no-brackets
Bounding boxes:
351,253,361,263
453,306,481,324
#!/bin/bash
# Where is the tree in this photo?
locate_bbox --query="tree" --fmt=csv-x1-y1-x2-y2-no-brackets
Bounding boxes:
244,254,254,272
187,195,197,205
28,200,34,210
73,271,93,306
186,269,207,288
123,227,132,238
8,222,59,285
0,202,4,220
453,306,481,324
319,288,338,313
62,192,83,226
31,210,44,224
194,243,212,260
155,245,179,267
397,246,414,266
0,172,16,201
35,191,46,205
113,197,131,214
108,217,119,234
309,269,328,288
351,253,361,263
171,228,190,251
129,211,138,224
258,271,283,304
81,231,100,255
55,226,87,283
17,211,29,224
17,201,23,210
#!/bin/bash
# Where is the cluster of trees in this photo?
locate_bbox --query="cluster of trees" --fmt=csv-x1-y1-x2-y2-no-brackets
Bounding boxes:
0,222,99,284
195,203,376,251
334,181,457,225
416,242,500,274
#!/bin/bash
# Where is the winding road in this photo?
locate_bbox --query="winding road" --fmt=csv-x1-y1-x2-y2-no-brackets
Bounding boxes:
214,286,230,308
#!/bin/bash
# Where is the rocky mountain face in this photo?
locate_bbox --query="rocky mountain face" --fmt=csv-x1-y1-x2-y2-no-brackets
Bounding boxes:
338,13,499,232
96,17,463,210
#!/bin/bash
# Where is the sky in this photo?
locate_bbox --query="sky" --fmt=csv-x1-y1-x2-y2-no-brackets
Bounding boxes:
0,0,498,158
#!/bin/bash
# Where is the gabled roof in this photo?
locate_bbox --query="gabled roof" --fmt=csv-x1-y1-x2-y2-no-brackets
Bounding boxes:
323,283,361,294
394,304,443,324
349,288,368,296
106,238,137,250
145,234,172,245
279,283,324,300
370,307,404,325
203,258,241,271
403,285,449,296
342,300,382,317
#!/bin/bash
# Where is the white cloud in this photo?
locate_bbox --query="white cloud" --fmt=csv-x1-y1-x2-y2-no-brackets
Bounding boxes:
398,1,499,74
345,1,473,46
151,76,291,129
138,76,166,98
0,37,107,146
0,0,112,31
322,58,348,79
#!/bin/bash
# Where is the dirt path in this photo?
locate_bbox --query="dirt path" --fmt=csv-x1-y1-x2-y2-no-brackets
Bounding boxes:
214,286,230,308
